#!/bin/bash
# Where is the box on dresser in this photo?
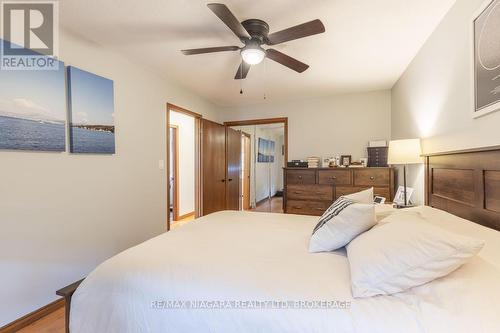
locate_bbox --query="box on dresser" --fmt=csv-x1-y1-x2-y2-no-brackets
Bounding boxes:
287,160,308,168
367,147,388,167
283,167,395,216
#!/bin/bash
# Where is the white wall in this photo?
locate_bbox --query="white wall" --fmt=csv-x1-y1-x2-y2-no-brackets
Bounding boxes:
0,29,219,326
276,134,285,191
391,0,500,205
169,111,195,217
220,91,392,162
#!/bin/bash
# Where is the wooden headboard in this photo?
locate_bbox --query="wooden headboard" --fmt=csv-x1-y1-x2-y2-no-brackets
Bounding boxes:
425,146,500,231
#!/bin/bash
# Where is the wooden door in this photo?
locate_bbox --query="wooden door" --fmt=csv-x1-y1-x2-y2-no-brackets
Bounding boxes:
202,119,226,215
242,134,251,210
226,127,241,210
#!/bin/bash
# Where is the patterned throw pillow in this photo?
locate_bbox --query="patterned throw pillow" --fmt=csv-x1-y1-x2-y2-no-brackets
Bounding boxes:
312,197,355,234
309,197,376,253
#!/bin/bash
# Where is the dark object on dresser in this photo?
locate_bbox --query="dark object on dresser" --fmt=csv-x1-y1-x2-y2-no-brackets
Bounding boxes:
283,167,395,216
367,147,388,167
287,160,308,168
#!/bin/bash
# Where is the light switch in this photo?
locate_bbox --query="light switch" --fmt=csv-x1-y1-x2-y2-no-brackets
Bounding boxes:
158,160,165,170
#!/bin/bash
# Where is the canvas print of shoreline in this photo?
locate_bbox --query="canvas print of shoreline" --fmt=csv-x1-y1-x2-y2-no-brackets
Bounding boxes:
68,66,115,154
0,39,66,152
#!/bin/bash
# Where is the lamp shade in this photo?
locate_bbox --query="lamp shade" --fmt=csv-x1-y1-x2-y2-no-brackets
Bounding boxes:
387,139,422,165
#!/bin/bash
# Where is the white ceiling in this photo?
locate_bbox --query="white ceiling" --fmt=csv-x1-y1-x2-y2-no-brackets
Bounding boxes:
59,0,456,107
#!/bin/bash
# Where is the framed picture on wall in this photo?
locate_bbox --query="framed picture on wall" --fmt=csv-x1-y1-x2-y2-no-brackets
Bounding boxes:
257,138,275,163
472,0,500,118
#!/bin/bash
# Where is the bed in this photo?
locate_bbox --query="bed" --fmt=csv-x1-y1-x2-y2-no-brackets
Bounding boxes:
68,147,500,333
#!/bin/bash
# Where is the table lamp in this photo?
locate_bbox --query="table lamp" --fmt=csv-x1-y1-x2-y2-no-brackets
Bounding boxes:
388,139,422,207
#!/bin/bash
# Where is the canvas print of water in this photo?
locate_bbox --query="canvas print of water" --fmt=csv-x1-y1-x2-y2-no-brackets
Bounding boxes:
68,66,115,154
257,138,275,163
0,39,66,152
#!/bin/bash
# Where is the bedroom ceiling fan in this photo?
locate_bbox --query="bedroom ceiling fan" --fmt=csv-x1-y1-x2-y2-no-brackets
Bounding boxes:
181,3,325,80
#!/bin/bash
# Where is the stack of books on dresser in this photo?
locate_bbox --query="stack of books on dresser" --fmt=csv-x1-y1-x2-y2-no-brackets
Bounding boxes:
307,156,320,168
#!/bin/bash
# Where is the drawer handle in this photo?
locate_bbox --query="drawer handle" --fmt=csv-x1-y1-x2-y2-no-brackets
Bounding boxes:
292,206,302,209
370,176,375,180
298,176,303,179
331,176,337,180
294,191,302,194
315,192,323,195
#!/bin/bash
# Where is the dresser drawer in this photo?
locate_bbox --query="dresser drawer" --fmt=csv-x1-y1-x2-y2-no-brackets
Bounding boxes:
336,186,366,199
335,186,391,201
353,169,390,186
318,169,352,185
286,170,316,185
287,184,333,201
286,200,331,216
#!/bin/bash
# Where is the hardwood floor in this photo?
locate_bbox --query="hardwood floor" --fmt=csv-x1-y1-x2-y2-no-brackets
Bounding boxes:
250,196,283,213
16,307,64,333
171,213,195,229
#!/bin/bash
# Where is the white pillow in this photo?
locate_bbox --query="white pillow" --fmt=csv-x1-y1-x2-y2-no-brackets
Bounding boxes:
309,197,375,253
347,211,485,297
343,187,373,204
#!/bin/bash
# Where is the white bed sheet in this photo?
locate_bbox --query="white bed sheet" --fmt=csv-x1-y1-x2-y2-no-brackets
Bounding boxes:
70,207,500,333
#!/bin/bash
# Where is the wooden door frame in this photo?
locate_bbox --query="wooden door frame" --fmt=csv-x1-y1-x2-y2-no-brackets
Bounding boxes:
166,103,202,231
169,125,180,222
223,117,288,163
225,127,241,210
241,131,251,210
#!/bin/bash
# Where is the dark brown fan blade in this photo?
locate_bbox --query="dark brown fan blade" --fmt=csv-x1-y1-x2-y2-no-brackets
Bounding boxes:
207,3,250,40
266,19,325,45
234,61,251,80
181,46,240,55
266,49,309,73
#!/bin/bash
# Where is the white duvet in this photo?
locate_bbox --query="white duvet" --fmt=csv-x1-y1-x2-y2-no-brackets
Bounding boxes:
71,206,500,333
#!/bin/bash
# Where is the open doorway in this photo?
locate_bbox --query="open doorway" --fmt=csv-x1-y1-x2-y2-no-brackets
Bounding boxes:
167,104,202,230
225,118,287,213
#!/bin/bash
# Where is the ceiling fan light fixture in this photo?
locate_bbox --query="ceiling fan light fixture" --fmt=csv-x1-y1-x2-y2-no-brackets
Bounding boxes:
183,4,325,80
241,45,265,65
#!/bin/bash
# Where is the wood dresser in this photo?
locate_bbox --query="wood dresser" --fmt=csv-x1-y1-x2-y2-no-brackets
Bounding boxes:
283,167,395,216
